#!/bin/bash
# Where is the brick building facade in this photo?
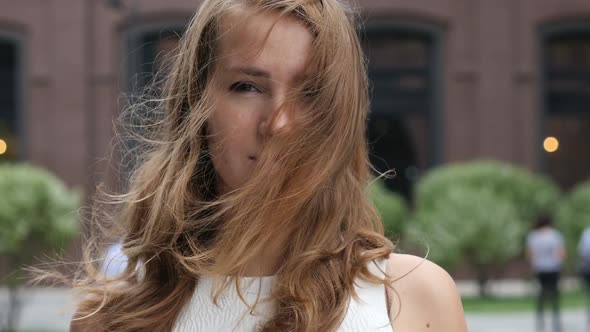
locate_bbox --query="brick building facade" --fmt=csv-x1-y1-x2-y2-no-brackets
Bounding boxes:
0,0,589,204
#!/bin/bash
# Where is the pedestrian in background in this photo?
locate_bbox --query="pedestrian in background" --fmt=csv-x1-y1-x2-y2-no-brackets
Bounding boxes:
527,214,566,332
577,226,590,328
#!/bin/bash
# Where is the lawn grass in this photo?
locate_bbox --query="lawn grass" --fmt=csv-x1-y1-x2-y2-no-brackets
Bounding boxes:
462,288,588,313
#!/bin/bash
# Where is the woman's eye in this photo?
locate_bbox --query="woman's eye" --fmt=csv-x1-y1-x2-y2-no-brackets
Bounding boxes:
230,81,262,93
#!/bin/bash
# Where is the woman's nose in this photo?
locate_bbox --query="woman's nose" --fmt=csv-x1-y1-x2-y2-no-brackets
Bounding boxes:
258,106,290,137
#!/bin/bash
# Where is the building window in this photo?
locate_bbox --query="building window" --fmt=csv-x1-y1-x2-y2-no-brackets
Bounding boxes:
0,38,20,161
362,26,439,199
542,26,590,190
127,27,185,92
122,24,185,178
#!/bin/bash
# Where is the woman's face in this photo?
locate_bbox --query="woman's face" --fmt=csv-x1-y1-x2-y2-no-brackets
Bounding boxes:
207,11,313,195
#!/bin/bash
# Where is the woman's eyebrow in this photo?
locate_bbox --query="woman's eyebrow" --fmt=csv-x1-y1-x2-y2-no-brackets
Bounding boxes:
227,65,271,79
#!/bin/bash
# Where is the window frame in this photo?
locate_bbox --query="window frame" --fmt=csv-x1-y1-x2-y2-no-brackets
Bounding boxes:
361,20,444,168
124,20,189,93
0,31,25,161
539,20,590,188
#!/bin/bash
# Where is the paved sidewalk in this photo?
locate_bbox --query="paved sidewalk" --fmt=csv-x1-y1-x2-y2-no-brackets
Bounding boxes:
0,288,77,331
2,285,590,331
456,277,581,298
467,309,588,332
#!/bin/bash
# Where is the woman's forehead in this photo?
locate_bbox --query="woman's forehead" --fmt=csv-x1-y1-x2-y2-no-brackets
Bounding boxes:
216,9,313,82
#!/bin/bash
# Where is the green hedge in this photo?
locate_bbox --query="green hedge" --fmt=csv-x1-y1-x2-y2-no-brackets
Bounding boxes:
415,160,560,226
0,163,80,286
369,179,408,240
556,179,590,267
408,186,523,269
407,161,561,295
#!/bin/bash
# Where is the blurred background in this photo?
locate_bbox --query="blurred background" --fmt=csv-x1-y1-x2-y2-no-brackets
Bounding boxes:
0,0,589,331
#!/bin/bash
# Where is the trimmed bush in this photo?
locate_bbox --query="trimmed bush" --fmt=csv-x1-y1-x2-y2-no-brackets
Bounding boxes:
556,179,590,268
408,160,561,296
369,179,408,240
0,163,80,282
408,187,523,295
415,160,560,226
0,163,79,331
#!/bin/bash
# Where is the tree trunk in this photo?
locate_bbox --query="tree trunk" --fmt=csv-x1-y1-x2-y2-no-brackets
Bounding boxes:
3,256,23,332
476,274,489,298
5,286,21,332
474,263,491,298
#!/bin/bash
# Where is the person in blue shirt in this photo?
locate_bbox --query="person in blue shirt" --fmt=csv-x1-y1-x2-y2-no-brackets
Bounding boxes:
526,214,566,332
578,226,590,327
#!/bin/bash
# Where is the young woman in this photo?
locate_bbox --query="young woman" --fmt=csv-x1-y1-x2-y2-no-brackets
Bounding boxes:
70,0,467,330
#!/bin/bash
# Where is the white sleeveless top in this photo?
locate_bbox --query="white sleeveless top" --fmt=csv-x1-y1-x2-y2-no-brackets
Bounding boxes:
173,259,393,332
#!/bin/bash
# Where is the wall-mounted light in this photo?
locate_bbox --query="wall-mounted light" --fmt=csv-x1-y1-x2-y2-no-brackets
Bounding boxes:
543,136,559,153
0,139,7,155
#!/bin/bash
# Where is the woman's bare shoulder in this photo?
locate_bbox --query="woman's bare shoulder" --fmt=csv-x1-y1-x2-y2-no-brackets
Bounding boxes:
386,253,468,332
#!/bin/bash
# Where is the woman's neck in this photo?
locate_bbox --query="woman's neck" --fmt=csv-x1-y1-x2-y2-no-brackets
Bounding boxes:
241,232,290,277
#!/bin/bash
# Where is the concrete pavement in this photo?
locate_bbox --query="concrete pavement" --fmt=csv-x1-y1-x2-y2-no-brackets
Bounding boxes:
467,309,588,332
2,286,590,331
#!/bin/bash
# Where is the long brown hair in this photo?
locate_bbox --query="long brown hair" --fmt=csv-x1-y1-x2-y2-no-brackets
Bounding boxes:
67,0,395,330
